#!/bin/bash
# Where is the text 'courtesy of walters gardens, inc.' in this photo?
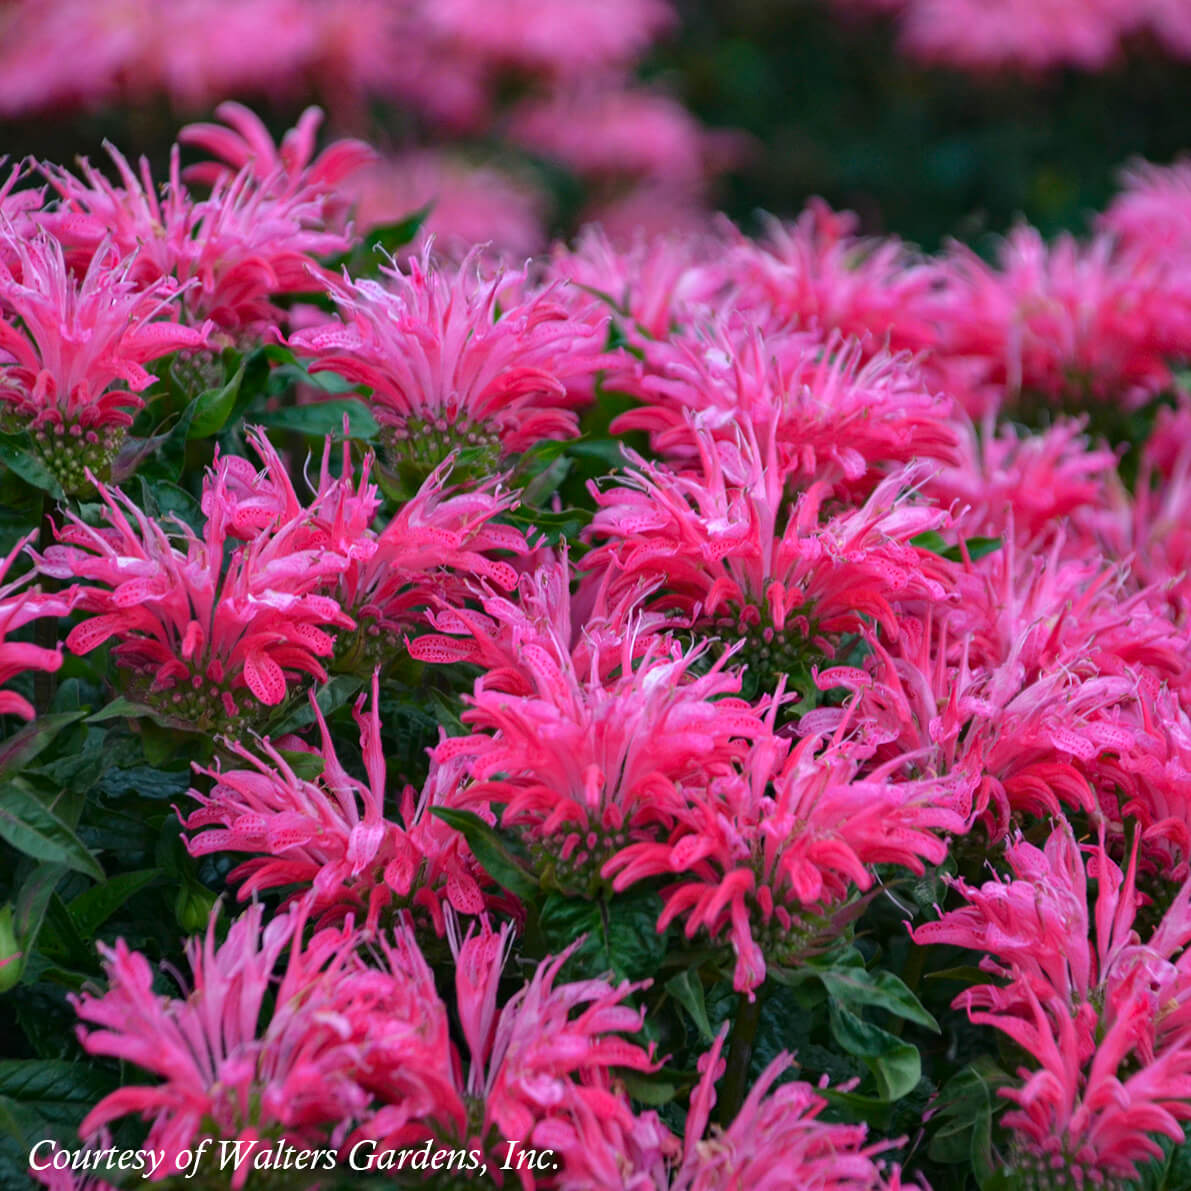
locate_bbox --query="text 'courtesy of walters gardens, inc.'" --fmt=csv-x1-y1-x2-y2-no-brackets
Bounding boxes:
29,1138,561,1180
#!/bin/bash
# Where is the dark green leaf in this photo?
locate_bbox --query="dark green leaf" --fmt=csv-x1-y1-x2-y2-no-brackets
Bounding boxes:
0,780,103,879
276,749,325,782
258,398,379,440
0,438,64,500
85,697,156,724
817,962,939,1032
431,807,538,901
666,969,716,1044
67,869,161,939
0,713,85,777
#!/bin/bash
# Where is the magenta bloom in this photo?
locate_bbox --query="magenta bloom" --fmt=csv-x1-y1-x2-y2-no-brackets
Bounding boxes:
608,319,957,485
914,821,1191,1182
439,619,764,894
42,106,369,334
0,534,71,721
37,448,355,731
0,230,209,490
584,429,954,697
73,904,373,1185
607,722,974,993
670,1027,906,1189
359,918,659,1178
289,249,610,480
184,674,490,931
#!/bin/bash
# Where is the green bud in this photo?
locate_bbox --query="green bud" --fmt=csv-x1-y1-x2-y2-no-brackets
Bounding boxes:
174,882,217,934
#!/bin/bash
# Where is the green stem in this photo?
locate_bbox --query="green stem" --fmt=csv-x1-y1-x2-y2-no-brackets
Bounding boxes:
33,491,57,714
719,986,765,1124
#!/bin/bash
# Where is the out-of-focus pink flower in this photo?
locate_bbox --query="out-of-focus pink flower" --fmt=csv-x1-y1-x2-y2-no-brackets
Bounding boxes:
73,904,372,1186
726,202,948,360
290,249,610,478
935,226,1190,415
420,0,676,76
344,150,548,263
575,184,718,252
0,230,208,490
36,446,355,731
511,87,710,185
178,101,375,203
0,534,70,722
1102,157,1191,257
184,673,490,931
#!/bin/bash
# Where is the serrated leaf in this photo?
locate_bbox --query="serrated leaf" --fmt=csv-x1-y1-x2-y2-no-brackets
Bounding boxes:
431,807,538,901
258,398,378,440
0,781,102,880
0,712,85,777
0,1060,119,1124
67,869,161,939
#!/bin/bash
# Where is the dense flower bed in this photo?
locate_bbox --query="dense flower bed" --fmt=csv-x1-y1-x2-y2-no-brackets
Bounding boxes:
1,97,1191,1191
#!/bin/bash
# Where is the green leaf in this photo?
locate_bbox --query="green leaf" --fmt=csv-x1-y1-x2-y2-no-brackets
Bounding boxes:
189,358,246,438
0,712,85,777
85,697,157,724
666,969,716,1044
816,961,939,1032
271,675,365,734
911,531,1003,564
13,863,66,956
0,780,103,880
0,1060,119,1128
538,889,669,982
38,893,94,970
0,438,64,500
828,1002,921,1101
258,398,379,440
618,1070,679,1106
431,807,539,901
67,869,161,939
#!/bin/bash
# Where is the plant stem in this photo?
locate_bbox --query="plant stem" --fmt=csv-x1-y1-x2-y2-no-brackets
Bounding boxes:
719,987,764,1124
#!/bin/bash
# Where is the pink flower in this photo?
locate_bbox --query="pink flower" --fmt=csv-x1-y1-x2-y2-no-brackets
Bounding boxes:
41,107,366,333
36,444,355,731
608,318,957,485
360,917,659,1180
178,101,374,203
671,1026,905,1189
290,249,610,480
914,820,1191,1181
935,226,1189,415
607,719,974,993
0,534,72,721
184,673,491,932
437,618,764,895
584,429,955,698
73,904,373,1185
0,229,209,491
420,0,676,76
1102,158,1191,257
344,150,548,263
510,86,710,185
332,453,528,673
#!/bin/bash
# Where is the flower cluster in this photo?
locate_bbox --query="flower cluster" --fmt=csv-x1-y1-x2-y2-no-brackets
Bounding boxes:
5,91,1191,1191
